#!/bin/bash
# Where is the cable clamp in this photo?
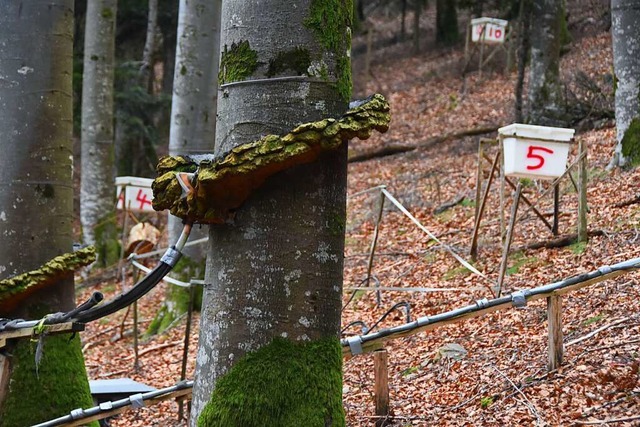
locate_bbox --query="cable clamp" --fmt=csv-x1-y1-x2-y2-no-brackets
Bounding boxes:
511,290,527,308
70,408,84,419
161,247,182,267
346,336,363,356
99,401,113,411
475,298,490,309
130,393,145,409
598,265,613,274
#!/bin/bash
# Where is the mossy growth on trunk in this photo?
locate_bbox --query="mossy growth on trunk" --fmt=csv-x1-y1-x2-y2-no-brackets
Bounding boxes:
197,337,344,427
621,117,640,166
218,40,259,85
304,0,353,101
152,94,390,223
145,256,204,336
0,246,96,313
93,212,120,267
0,334,98,427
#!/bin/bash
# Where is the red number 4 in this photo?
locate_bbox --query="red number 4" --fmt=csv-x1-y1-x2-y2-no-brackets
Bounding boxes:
526,145,554,170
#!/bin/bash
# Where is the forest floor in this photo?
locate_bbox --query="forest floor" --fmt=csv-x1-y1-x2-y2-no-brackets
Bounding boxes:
78,4,640,426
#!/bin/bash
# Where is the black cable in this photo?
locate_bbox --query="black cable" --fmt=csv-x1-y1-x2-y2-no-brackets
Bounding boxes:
72,261,173,323
341,320,369,335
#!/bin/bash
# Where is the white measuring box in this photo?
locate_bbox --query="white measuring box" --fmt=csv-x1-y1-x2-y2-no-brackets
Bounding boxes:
115,176,155,212
471,17,508,44
499,124,575,180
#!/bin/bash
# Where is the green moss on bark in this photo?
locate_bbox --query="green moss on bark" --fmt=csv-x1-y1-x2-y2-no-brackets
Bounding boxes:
621,117,640,166
304,0,353,101
267,47,312,78
218,41,259,85
152,94,390,223
93,212,120,267
197,337,344,427
0,335,98,427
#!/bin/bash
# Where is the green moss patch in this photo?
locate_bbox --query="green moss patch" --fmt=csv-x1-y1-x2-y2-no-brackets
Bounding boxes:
621,117,640,166
218,40,259,85
152,94,390,223
0,334,98,427
0,247,96,313
304,0,353,101
197,337,344,427
267,47,312,78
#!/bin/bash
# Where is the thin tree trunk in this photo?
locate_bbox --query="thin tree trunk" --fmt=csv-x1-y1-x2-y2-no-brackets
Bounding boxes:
527,0,565,126
0,2,96,425
436,0,459,46
414,0,422,53
148,0,222,335
139,0,158,90
514,0,531,123
608,0,640,168
80,0,117,257
190,0,351,424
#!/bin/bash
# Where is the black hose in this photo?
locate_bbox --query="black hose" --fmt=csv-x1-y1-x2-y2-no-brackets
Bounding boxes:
72,262,172,323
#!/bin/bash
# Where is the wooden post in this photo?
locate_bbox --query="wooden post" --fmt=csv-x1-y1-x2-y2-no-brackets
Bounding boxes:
577,139,588,242
499,135,506,242
479,26,485,79
496,181,522,297
547,294,563,371
474,138,484,223
552,184,560,236
366,190,386,306
374,349,389,427
464,21,471,70
470,151,500,260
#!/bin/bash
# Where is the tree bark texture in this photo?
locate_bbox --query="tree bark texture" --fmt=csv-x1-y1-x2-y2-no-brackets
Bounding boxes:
153,0,222,335
0,2,96,425
80,0,117,247
609,0,640,168
436,0,459,46
527,0,565,126
191,0,351,424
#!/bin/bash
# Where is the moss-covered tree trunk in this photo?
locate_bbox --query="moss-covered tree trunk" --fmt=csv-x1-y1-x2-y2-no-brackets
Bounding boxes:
80,0,118,265
0,2,97,425
436,0,459,46
149,0,222,335
190,0,352,425
527,0,565,126
609,0,640,168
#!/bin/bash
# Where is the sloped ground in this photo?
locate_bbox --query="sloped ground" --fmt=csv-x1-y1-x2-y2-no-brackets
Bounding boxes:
78,9,640,427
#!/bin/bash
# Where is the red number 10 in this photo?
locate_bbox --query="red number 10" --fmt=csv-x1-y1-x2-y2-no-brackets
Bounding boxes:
526,145,554,170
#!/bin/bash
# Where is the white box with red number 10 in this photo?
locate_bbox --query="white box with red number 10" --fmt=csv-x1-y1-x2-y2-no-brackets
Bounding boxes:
115,176,155,212
499,124,575,180
471,17,508,44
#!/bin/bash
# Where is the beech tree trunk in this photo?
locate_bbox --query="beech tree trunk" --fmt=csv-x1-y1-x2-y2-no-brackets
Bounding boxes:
527,0,565,126
149,0,222,335
0,2,96,425
609,0,640,168
80,0,117,261
190,0,351,425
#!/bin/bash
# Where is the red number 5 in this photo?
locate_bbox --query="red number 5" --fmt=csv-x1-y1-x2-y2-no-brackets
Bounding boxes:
526,145,554,170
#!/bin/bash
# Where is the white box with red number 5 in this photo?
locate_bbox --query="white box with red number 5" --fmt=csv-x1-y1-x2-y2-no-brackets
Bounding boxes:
499,123,575,180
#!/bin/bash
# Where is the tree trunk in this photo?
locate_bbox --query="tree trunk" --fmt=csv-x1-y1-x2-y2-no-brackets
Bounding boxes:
149,0,222,336
413,0,422,53
514,0,532,123
527,0,565,126
609,0,640,168
0,2,96,425
190,0,351,425
80,0,117,266
436,0,459,46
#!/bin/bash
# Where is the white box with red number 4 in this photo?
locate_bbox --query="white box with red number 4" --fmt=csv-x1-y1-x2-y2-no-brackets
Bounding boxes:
499,123,575,180
115,176,155,212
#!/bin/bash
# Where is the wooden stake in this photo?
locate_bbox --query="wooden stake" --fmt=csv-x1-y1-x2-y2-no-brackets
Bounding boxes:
499,136,506,242
578,139,588,242
366,191,386,306
496,181,522,297
547,294,563,371
552,184,560,236
374,349,390,427
470,151,500,260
